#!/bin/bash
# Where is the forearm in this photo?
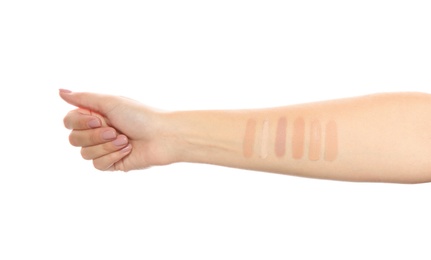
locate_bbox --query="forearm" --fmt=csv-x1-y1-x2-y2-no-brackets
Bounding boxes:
165,92,431,183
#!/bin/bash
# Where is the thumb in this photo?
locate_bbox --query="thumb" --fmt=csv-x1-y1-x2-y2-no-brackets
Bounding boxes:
59,89,118,114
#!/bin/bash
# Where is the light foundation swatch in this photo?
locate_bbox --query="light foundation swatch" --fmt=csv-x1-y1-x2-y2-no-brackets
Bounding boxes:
259,120,269,159
243,119,257,158
324,120,338,161
308,120,322,161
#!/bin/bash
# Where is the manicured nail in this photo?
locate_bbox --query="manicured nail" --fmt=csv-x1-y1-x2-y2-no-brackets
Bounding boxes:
120,144,132,153
102,130,116,140
113,136,128,146
59,89,72,94
88,118,101,128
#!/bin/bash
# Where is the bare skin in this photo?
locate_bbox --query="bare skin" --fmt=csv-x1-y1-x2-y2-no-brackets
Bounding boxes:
60,89,431,184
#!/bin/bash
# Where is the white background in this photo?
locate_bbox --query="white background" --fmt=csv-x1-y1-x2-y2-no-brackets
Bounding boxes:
1,0,431,259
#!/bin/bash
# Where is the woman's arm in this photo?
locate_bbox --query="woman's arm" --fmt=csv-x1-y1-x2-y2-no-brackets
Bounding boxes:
60,90,431,183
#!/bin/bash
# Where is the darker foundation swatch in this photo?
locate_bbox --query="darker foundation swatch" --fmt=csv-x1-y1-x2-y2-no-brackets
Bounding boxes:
243,119,257,158
275,117,287,157
292,117,305,159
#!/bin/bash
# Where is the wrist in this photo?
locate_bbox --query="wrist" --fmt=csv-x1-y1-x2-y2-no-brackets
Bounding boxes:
163,110,245,165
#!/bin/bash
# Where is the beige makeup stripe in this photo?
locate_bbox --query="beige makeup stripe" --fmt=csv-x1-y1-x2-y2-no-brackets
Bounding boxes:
259,119,269,159
275,117,287,157
324,120,338,161
308,120,322,161
292,117,305,159
243,119,257,158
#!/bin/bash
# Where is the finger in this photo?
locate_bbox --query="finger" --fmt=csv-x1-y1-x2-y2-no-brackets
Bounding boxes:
80,135,129,160
69,127,117,147
63,109,102,130
93,144,132,171
59,89,119,115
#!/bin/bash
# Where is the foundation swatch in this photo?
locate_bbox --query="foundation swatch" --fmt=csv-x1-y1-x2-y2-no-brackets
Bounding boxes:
259,120,269,159
308,120,322,161
324,120,338,161
292,117,305,159
275,117,287,157
243,119,257,158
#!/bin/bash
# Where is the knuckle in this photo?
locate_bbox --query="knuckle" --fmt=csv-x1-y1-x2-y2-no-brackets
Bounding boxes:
80,148,92,160
93,160,106,171
63,116,71,129
63,110,77,129
68,132,79,147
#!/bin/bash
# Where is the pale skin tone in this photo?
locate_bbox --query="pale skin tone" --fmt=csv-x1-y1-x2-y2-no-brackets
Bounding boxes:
60,89,431,184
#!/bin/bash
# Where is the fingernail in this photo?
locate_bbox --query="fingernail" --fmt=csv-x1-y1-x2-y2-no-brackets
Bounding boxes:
59,89,72,94
88,118,101,128
102,130,116,140
113,136,128,146
120,144,132,153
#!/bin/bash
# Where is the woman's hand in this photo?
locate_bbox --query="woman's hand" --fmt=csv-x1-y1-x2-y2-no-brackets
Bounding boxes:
60,89,178,171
